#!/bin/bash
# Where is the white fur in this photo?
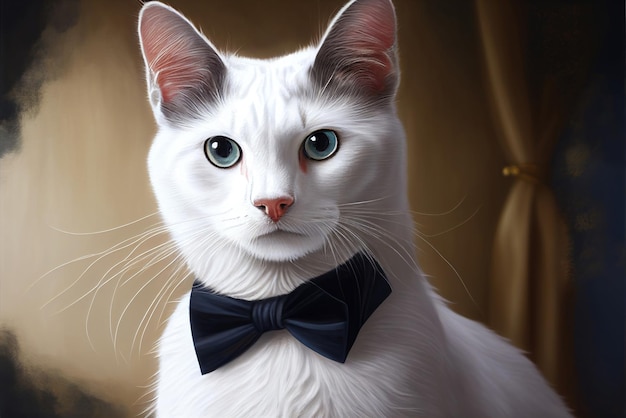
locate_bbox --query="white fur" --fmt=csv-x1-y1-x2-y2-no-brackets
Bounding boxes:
138,1,572,416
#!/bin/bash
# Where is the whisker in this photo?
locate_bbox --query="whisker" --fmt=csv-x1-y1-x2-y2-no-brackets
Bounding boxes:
124,255,184,356
410,195,467,217
335,204,479,306
51,227,171,313
40,225,170,310
133,267,191,357
28,221,166,294
417,206,481,238
109,239,182,354
48,211,161,235
336,195,393,207
338,214,418,274
415,233,482,316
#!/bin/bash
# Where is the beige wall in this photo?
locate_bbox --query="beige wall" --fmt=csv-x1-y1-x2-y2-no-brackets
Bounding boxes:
0,0,507,413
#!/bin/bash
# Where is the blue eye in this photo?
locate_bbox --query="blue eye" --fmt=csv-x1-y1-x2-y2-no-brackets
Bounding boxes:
302,130,339,161
204,136,241,168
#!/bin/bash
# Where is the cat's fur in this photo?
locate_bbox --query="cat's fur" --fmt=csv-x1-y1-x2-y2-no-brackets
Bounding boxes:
138,0,572,416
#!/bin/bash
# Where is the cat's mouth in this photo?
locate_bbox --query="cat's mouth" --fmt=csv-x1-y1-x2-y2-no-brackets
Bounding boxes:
242,223,329,261
256,229,305,239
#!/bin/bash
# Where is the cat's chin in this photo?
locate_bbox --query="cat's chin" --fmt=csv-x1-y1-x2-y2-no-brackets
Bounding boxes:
242,231,327,262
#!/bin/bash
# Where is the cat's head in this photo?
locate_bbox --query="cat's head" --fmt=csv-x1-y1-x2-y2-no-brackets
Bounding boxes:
138,0,407,270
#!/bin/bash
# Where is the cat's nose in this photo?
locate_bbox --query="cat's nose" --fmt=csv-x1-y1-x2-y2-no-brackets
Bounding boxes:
254,196,294,222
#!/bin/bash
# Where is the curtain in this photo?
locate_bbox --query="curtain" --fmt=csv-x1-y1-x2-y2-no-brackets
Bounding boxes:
475,0,570,388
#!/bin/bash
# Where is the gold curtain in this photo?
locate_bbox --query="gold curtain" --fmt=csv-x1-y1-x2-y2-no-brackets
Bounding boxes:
475,0,570,388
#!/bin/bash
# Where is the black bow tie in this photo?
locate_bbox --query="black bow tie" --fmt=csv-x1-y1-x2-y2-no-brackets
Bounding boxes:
189,252,391,374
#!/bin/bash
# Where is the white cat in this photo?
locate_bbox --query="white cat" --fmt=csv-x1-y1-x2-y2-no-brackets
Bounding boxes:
138,0,572,416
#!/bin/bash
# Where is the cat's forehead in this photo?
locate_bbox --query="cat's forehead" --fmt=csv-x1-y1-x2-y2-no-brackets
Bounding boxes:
225,51,314,102
215,50,319,139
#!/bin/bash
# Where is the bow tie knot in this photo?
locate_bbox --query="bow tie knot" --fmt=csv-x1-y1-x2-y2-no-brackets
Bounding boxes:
252,296,285,332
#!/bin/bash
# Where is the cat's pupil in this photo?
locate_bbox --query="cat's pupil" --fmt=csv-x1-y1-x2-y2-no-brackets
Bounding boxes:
309,134,329,152
211,139,232,158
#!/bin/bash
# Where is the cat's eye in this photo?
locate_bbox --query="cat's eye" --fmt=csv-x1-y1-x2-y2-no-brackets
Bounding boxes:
204,136,241,168
302,130,339,161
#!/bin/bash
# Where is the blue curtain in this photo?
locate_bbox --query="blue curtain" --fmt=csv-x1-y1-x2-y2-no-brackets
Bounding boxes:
551,1,625,416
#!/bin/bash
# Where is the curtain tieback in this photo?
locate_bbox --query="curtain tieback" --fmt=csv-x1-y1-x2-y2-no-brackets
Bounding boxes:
502,163,542,184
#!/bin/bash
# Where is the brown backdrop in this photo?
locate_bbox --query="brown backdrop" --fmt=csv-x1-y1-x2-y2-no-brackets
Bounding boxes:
1,0,575,415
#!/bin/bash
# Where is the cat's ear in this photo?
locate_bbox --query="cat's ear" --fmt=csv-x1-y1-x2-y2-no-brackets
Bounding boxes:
138,2,226,125
312,0,398,99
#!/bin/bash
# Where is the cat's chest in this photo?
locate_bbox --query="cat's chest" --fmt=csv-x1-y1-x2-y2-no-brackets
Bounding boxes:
154,291,446,417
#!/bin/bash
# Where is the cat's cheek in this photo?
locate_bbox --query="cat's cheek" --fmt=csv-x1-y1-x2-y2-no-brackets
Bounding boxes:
306,152,376,203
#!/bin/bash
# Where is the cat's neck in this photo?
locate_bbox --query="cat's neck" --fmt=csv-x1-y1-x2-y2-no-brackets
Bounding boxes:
189,245,359,300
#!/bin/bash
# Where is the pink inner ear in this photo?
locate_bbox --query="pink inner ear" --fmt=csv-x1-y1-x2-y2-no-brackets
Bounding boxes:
348,1,396,91
345,2,396,52
320,0,397,93
140,5,211,104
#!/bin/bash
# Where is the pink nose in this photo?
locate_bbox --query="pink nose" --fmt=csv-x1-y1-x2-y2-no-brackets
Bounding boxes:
254,196,294,222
